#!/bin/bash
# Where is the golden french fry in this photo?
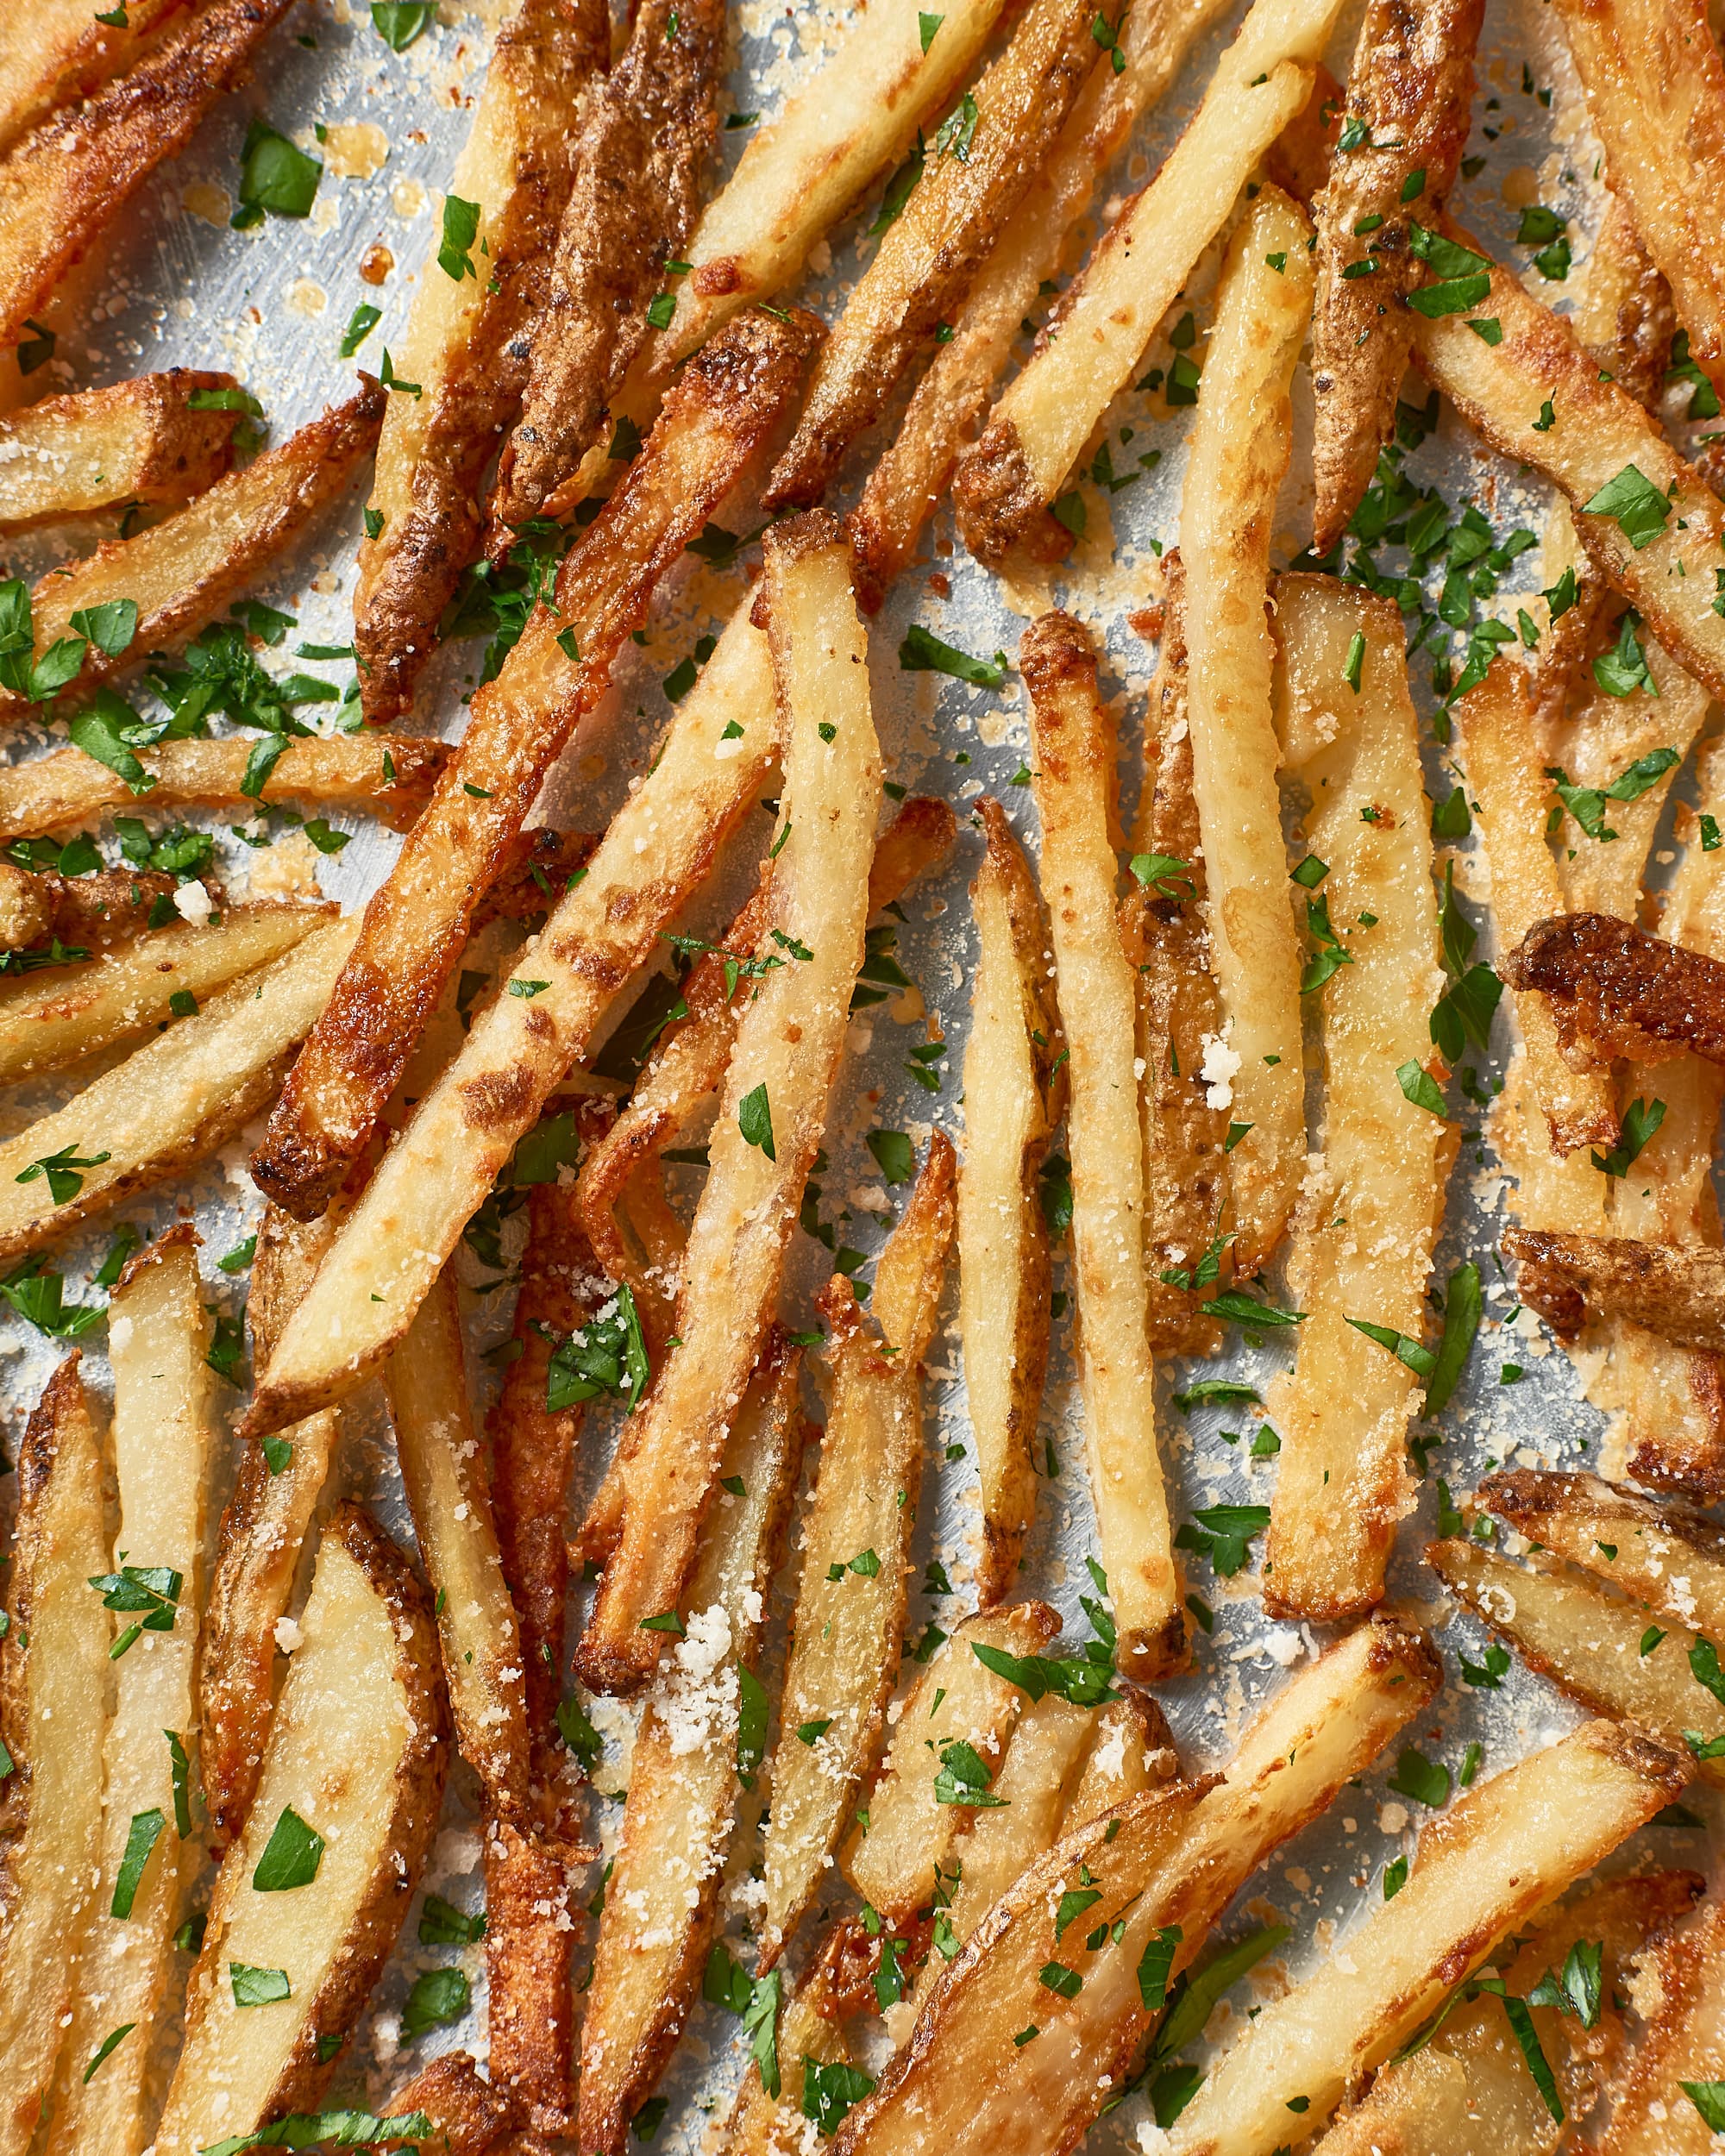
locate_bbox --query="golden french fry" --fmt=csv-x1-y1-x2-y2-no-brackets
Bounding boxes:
1022,609,1182,1678
354,0,605,724
253,305,817,1223
155,1507,448,2154
1480,1468,1725,1637
1600,1892,1725,2154
579,1345,805,2154
957,797,1063,1603
761,1139,956,1964
950,0,1338,568
0,368,242,530
0,902,332,1085
1264,577,1452,1620
0,1357,110,2156
574,513,881,1694
0,0,198,156
46,1230,214,2156
716,1926,860,2156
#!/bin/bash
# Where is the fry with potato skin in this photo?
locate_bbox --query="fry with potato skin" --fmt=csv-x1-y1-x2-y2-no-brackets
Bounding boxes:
0,379,386,724
958,798,1063,1605
1504,1229,1725,1355
1501,910,1725,1072
1308,0,1484,551
1265,577,1452,1620
487,0,724,546
354,0,606,726
0,369,242,530
253,306,819,1224
1178,189,1314,1275
576,514,881,1693
0,1357,110,2156
1023,610,1183,1680
0,0,296,354
241,603,777,1438
762,0,1099,512
0,0,198,158
761,1139,955,1965
373,2053,520,2156
1479,1467,1725,1633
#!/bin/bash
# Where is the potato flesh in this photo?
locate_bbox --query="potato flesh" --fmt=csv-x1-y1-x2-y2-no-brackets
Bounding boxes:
0,368,235,527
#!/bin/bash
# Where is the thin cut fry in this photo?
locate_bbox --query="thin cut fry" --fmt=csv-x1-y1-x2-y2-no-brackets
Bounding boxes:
0,379,386,723
1479,1467,1725,1637
1022,609,1182,1679
1551,0,1725,398
253,306,817,1223
632,0,1008,383
1164,1719,1690,2154
579,1345,805,2154
1453,657,1619,1153
575,516,880,1692
1411,228,1725,703
1600,1893,1725,2155
0,369,242,530
0,913,359,1266
0,730,448,844
1308,0,1484,550
0,0,296,354
848,0,1235,604
839,1602,1061,1923
241,601,776,1435
155,1507,448,2153
483,1822,580,2139
762,0,1100,511
1059,1689,1179,1827
353,0,605,724
1265,577,1452,1620
487,0,724,543
0,902,332,1085
950,0,1339,568
761,1139,956,1964
932,1694,1099,1950
384,1263,530,1818
0,1357,110,2156
47,1230,213,2156
957,798,1063,1605
0,0,198,157
1178,189,1314,1272
1427,1534,1725,1792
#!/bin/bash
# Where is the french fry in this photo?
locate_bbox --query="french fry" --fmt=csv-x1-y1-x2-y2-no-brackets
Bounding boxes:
252,306,817,1223
198,1198,348,1852
933,1694,1098,1949
717,1924,860,2156
0,0,296,354
1427,1536,1725,1792
46,1230,214,2156
1315,1870,1705,2154
373,2053,519,2156
0,379,384,723
353,0,606,724
1411,228,1725,704
578,1344,806,2153
834,1616,1440,2156
838,1602,1061,1923
577,794,955,1341
1308,0,1484,550
1479,1468,1725,1638
383,1263,530,1818
1600,1893,1725,2154
950,0,1338,569
0,901,332,1085
632,0,1009,384
1453,658,1619,1152
0,912,360,1266
848,0,1234,604
1264,578,1452,1620
1504,1230,1725,1356
1178,190,1314,1275
574,514,881,1694
482,1821,581,2138
0,862,183,955
0,730,448,843
1500,912,1725,1071
760,1139,956,1964
762,0,1099,511
486,0,724,543
0,0,198,157
1059,1689,1179,1827
1550,0,1725,398
1264,61,1343,206
957,798,1063,1604
155,1507,448,2153
1163,1720,1690,2155
241,601,777,1436
0,1357,110,2156
0,369,242,530
1022,609,1182,1680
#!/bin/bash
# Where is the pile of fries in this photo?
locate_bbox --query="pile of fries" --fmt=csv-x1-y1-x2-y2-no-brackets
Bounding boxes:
9,0,1725,2147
